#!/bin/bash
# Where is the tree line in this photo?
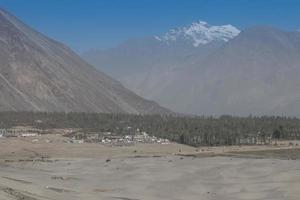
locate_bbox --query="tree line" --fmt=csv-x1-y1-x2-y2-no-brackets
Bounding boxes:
0,112,299,146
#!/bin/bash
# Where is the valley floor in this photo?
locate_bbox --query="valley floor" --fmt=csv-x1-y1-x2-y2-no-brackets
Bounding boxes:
0,135,300,200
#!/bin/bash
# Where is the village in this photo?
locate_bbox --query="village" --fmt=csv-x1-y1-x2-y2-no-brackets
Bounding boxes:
68,128,171,146
0,126,170,146
1,123,300,148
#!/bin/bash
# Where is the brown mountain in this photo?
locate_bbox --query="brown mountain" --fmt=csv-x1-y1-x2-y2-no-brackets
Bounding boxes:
0,8,170,114
182,26,300,116
83,25,300,116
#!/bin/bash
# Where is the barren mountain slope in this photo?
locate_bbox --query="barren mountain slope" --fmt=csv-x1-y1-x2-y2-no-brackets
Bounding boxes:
84,25,300,116
0,8,170,114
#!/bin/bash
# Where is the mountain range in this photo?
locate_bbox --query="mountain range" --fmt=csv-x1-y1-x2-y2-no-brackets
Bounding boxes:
0,8,170,114
83,21,300,116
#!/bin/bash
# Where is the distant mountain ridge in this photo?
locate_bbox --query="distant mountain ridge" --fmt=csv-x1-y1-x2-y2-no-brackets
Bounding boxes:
161,26,300,116
83,21,300,116
0,8,171,114
82,20,236,81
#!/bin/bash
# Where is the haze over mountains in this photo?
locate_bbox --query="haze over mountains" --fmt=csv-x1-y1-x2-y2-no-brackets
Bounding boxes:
83,21,300,116
0,8,170,114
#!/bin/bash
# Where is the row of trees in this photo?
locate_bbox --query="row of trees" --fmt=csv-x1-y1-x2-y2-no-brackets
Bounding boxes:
0,112,299,146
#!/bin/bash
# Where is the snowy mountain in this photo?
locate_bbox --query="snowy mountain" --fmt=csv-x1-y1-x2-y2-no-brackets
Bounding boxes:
155,21,240,47
83,24,300,116
83,20,242,115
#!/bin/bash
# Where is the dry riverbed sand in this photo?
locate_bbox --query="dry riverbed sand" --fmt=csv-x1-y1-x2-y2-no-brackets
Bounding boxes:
0,135,300,200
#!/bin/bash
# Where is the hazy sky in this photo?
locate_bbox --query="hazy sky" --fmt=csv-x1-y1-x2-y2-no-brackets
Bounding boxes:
1,0,300,53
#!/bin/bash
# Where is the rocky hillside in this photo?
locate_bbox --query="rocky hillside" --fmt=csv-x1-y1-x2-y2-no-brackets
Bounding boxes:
0,8,170,114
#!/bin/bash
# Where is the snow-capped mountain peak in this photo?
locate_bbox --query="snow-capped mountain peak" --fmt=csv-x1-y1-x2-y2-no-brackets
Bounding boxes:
156,20,240,47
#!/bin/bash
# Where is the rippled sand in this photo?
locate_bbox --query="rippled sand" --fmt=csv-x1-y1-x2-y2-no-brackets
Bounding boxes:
0,156,300,200
0,136,300,200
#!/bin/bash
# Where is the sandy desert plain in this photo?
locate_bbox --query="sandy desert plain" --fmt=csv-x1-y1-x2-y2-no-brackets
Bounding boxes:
0,134,300,200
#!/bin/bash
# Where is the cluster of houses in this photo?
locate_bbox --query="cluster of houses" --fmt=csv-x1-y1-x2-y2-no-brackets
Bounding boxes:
0,126,41,138
0,126,278,147
236,132,272,145
0,126,84,139
71,130,170,146
102,132,170,146
0,126,170,146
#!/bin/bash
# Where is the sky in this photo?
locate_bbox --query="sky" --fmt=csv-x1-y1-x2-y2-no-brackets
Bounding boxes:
1,0,300,53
